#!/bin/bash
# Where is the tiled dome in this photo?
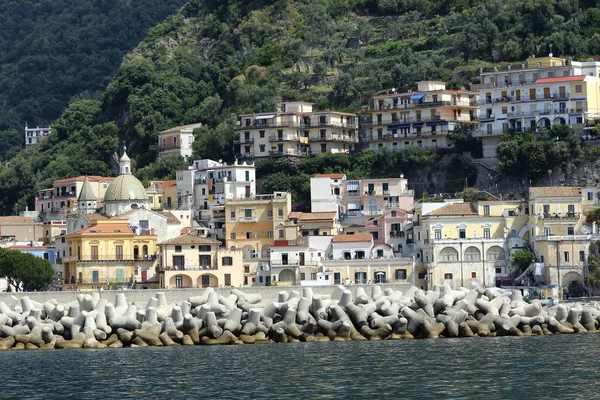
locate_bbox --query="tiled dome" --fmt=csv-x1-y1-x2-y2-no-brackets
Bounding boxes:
104,174,147,202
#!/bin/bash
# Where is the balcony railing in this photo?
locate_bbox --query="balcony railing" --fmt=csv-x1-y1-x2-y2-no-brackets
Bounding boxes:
368,100,477,112
269,135,298,142
159,143,181,150
537,212,580,220
234,138,255,144
308,135,358,142
236,120,358,130
67,254,156,262
239,216,257,222
158,265,218,271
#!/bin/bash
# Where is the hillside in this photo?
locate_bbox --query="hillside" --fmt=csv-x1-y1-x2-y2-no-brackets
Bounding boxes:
0,0,187,160
2,0,600,214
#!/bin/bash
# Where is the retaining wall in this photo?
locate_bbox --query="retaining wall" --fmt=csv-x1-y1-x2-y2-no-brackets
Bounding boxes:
0,283,412,305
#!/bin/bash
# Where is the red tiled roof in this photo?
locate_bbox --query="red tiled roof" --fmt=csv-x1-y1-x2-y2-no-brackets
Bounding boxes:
314,174,345,179
333,233,372,243
159,180,176,187
534,75,586,84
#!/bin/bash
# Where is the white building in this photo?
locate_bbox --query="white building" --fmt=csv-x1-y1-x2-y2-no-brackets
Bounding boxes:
158,123,202,160
309,173,345,216
25,125,51,147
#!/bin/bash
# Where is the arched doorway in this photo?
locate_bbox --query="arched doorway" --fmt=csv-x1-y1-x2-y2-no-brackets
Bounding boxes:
242,245,255,259
374,270,386,283
261,245,271,258
278,269,295,283
355,270,367,284
198,274,219,288
169,274,192,288
134,245,139,260
143,245,148,258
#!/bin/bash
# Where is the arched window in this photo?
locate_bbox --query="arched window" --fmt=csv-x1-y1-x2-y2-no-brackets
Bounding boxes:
464,246,481,261
510,229,517,238
439,247,459,262
487,246,505,261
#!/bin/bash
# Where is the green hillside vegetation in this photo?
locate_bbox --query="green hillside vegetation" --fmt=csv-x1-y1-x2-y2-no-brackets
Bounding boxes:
0,0,187,159
3,0,600,213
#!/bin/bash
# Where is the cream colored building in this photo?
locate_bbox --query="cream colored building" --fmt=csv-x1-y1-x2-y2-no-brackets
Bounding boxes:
0,216,43,243
363,81,479,153
158,123,202,159
235,101,358,159
63,219,157,290
157,234,243,288
474,56,600,158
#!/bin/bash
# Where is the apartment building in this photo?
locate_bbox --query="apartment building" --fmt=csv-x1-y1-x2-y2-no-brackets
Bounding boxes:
362,81,479,153
411,200,529,289
35,175,114,221
225,192,293,260
474,56,600,158
25,125,51,147
157,233,243,289
158,123,202,159
321,234,417,285
62,219,157,290
0,216,43,243
235,101,358,159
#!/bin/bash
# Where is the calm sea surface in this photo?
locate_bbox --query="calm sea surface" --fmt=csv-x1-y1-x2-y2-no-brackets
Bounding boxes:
1,334,598,399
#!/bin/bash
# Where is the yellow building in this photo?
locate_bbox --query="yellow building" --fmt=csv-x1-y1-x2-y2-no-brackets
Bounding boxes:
157,234,243,288
287,211,339,236
413,200,529,288
160,180,177,209
363,81,478,153
62,219,157,290
146,180,165,210
225,192,293,259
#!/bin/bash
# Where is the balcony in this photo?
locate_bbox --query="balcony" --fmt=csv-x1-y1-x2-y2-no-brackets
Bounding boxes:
159,143,181,150
537,212,581,220
158,265,218,271
239,216,257,222
69,254,157,263
269,135,298,142
308,135,357,142
368,100,477,112
234,138,254,145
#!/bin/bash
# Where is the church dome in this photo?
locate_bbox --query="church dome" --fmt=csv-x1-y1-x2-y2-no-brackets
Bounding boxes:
104,174,147,202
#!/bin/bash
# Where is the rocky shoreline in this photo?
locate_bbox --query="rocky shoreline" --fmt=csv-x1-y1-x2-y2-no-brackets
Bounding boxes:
0,285,596,350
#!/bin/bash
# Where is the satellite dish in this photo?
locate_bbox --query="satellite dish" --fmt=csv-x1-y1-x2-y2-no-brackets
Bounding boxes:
236,121,241,126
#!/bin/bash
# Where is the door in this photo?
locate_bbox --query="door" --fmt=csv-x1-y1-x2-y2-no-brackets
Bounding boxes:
245,186,251,198
529,88,536,101
282,253,288,266
141,270,147,282
173,255,184,269
334,272,341,284
559,86,566,98
515,90,520,101
92,270,99,284
133,245,139,260
202,275,210,288
175,276,183,288
115,245,123,261
355,271,367,284
543,87,550,99
299,253,305,266
91,246,98,261
116,269,124,283
375,271,386,284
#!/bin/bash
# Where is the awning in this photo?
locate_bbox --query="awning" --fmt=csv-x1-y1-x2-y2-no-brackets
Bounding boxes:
348,202,360,210
410,93,425,101
346,181,359,191
254,114,276,120
412,122,423,126
439,121,448,125
426,122,438,127
386,125,400,130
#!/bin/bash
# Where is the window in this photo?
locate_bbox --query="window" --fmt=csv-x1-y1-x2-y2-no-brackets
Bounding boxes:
225,274,231,286
230,233,236,240
391,211,396,217
483,205,490,216
440,247,459,262
576,84,582,93
444,273,453,280
259,276,263,283
222,257,233,266
588,192,594,201
395,269,407,280
43,252,49,260
245,171,250,181
464,247,481,261
501,106,507,114
259,144,266,152
230,211,236,220
198,245,211,252
246,232,252,239
115,245,123,260
268,209,273,220
567,227,574,235
471,272,477,279
540,255,544,263
244,209,252,218
376,249,384,258
459,229,466,239
564,251,569,262
372,231,379,240
355,251,365,259
278,208,284,219
175,245,182,252
418,272,427,279
495,267,502,274
487,246,504,260
579,250,586,262
278,229,284,238
259,131,265,138
435,229,442,239
373,220,378,226
568,204,575,214
268,231,273,238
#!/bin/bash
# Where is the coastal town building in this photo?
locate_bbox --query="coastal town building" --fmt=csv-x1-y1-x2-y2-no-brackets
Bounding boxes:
24,125,51,147
234,102,359,159
102,150,149,217
157,233,243,289
362,81,479,153
62,219,157,290
157,123,202,160
35,175,113,221
0,216,43,244
145,181,165,210
474,56,600,158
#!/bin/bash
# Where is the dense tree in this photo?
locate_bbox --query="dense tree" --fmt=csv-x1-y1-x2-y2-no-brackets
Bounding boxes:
512,250,534,274
0,248,54,292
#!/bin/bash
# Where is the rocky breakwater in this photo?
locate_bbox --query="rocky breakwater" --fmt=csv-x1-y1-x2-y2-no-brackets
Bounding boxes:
0,284,598,350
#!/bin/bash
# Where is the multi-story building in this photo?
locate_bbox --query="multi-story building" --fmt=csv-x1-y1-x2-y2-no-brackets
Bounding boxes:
146,181,165,210
235,101,359,159
321,234,417,286
62,219,157,290
225,192,292,259
0,216,43,243
158,123,202,159
362,81,479,153
159,180,177,209
474,56,600,158
25,125,51,147
287,212,339,237
412,199,529,289
156,233,243,289
35,175,113,221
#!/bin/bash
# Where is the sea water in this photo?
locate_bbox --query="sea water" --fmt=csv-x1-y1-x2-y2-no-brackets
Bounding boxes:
1,334,598,399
